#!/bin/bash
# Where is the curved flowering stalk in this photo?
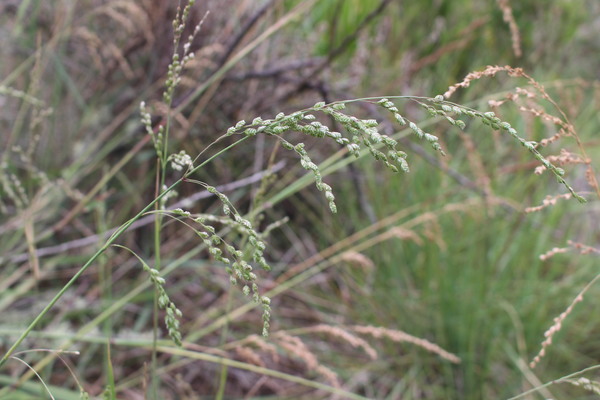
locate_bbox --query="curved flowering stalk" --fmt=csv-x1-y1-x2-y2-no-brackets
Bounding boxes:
1,90,585,366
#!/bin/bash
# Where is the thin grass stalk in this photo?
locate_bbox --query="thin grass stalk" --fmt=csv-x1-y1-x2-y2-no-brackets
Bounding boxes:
0,228,218,393
507,364,600,400
152,162,163,399
155,345,370,400
215,287,233,400
96,201,113,392
150,32,179,393
0,186,175,369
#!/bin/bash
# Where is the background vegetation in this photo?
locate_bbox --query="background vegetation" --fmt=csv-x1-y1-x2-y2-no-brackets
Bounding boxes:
1,0,599,399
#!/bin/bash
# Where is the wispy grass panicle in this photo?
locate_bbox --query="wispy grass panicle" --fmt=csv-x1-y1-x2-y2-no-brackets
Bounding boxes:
562,377,600,396
352,325,461,364
379,98,447,157
441,65,597,201
0,163,29,211
139,101,163,160
496,0,522,57
112,245,183,346
164,0,204,106
140,1,208,165
273,332,340,387
529,274,600,368
167,188,273,336
423,95,586,202
2,1,599,398
4,85,588,361
0,85,49,109
219,99,441,214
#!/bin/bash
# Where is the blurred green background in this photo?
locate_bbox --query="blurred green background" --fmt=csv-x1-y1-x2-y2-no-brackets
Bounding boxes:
1,0,599,398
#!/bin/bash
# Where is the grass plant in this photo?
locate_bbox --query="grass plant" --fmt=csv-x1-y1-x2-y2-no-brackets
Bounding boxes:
1,1,599,399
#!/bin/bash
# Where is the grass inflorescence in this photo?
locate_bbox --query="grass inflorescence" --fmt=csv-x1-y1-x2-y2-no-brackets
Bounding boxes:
1,0,599,399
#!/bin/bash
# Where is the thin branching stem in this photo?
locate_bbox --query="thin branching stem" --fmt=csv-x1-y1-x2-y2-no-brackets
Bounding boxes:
0,136,248,367
507,364,600,400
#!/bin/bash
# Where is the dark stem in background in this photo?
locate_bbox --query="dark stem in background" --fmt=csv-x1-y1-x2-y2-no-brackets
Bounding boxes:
171,0,277,111
276,0,393,105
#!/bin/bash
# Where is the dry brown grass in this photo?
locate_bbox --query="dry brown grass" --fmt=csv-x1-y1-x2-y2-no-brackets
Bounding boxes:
496,0,522,57
529,273,600,368
446,65,600,201
2,1,599,398
352,325,461,364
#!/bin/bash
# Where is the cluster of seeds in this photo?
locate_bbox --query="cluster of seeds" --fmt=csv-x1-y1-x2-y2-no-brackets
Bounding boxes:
114,244,184,346
420,95,585,202
144,89,585,342
222,101,424,213
139,101,163,160
378,98,446,157
168,150,194,172
149,267,183,346
0,163,29,212
0,87,51,214
171,181,273,336
163,0,200,105
140,0,204,164
323,102,411,173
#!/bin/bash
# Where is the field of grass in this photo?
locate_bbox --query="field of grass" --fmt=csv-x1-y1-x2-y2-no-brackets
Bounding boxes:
1,1,600,399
